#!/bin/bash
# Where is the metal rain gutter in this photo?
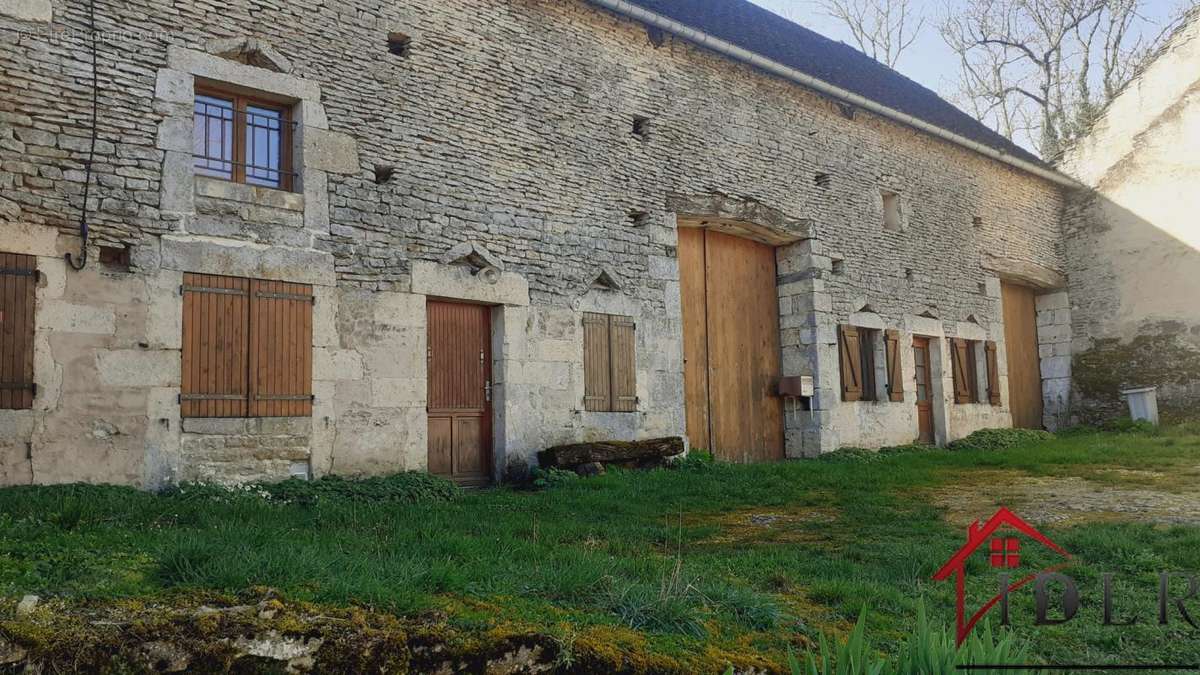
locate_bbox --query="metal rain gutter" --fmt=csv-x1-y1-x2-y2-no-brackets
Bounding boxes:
588,0,1080,189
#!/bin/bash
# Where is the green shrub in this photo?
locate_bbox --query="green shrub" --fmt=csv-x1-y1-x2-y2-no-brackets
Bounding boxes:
166,471,461,505
670,449,717,471
819,447,880,463
1100,417,1158,434
529,467,580,490
878,443,935,457
947,428,1053,452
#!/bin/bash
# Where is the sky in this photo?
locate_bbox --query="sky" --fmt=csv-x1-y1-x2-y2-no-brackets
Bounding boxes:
746,0,1185,98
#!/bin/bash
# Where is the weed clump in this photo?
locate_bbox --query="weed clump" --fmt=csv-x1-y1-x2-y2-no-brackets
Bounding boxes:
779,602,1032,675
819,443,934,463
1099,417,1158,434
669,450,717,472
165,471,461,505
947,428,1053,452
529,467,580,490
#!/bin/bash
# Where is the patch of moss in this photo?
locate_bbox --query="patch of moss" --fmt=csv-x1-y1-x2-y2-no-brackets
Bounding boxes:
1073,331,1200,422
0,591,780,674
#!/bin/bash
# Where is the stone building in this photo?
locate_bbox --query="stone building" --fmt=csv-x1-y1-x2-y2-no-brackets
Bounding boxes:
0,0,1169,488
1057,8,1200,425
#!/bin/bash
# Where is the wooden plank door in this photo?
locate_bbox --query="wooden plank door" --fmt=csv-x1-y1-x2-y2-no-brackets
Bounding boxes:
427,301,493,485
679,228,784,462
1001,283,1043,429
912,336,934,444
678,228,712,453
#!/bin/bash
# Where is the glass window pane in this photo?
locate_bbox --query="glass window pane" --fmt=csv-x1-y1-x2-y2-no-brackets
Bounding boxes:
245,105,282,188
914,347,928,402
193,95,234,179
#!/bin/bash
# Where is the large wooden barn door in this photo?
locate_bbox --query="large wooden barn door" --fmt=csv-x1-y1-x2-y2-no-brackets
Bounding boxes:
427,301,493,486
679,228,784,463
1001,283,1043,429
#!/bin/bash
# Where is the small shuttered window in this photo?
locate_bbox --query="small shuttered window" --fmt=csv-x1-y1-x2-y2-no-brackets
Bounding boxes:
583,312,637,412
181,273,313,418
839,325,881,402
0,253,36,410
951,338,980,404
884,329,904,402
985,340,1001,406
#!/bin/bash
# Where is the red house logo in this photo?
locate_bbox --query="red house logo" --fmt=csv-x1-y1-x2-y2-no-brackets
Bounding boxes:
933,507,1073,645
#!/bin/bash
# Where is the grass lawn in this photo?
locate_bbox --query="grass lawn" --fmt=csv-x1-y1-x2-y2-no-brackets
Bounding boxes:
2,426,1200,672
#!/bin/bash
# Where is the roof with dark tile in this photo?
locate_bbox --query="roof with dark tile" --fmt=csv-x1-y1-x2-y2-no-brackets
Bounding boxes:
614,0,1048,168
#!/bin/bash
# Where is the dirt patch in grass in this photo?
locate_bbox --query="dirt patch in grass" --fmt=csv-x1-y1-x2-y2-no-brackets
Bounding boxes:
927,468,1200,527
686,506,840,547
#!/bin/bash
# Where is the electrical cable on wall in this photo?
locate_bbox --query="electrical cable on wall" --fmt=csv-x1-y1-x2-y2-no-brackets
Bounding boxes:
67,0,99,271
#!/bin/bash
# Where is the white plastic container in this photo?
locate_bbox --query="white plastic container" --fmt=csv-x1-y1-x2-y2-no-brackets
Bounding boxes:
1120,386,1160,426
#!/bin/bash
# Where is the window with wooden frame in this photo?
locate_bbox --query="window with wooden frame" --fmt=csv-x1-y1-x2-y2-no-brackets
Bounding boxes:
583,312,637,412
951,338,981,404
193,85,296,192
181,273,313,418
838,325,878,402
0,253,36,410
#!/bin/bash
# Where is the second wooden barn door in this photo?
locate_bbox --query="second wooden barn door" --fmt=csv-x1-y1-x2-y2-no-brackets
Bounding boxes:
679,228,784,463
1002,282,1043,429
427,301,493,486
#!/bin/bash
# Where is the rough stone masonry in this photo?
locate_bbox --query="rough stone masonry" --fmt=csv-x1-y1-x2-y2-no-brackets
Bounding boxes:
0,0,1136,488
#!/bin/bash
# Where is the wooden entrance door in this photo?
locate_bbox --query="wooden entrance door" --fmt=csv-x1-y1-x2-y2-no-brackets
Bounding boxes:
1001,283,1043,429
912,337,934,444
679,228,784,463
427,301,493,486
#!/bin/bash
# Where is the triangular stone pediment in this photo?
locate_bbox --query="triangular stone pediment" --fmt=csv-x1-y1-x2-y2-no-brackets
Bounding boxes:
590,269,622,292
441,241,504,273
207,37,292,73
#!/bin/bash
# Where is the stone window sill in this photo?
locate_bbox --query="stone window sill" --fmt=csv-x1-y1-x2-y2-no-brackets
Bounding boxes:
182,417,313,436
194,175,305,212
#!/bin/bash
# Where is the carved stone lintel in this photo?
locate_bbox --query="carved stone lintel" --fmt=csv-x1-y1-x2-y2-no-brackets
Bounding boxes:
981,254,1067,290
668,192,812,245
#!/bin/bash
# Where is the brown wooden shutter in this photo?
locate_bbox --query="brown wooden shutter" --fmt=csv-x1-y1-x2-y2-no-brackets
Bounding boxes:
583,312,611,411
985,340,1001,406
249,279,313,418
951,338,972,404
884,329,904,402
610,315,637,412
838,325,862,402
0,253,36,410
181,273,251,418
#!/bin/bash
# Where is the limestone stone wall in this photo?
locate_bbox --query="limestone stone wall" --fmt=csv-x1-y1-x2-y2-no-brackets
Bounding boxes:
1036,291,1073,430
1057,12,1200,424
0,0,1066,487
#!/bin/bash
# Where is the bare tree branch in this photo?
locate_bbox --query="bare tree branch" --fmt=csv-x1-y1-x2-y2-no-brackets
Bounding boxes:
939,0,1184,158
818,0,927,67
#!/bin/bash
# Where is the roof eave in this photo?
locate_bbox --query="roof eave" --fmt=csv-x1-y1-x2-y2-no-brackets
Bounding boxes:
588,0,1082,189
